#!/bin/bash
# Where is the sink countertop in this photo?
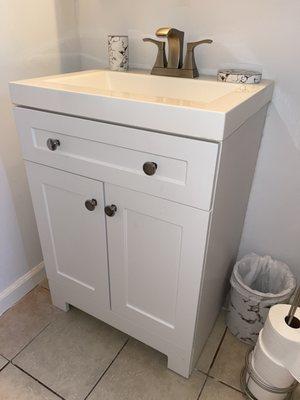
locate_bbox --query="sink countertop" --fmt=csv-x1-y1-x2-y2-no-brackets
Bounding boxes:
10,69,274,142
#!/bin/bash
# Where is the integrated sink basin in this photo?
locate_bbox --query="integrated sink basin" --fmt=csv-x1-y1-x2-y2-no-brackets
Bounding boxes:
10,69,273,141
44,70,241,105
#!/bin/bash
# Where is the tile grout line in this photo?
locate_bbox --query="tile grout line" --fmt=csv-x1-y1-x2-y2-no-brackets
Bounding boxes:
11,321,52,362
208,375,245,395
206,327,247,394
195,323,228,399
196,324,248,397
0,360,9,372
0,353,9,362
194,320,228,376
207,326,228,375
83,338,130,400
204,325,246,395
12,362,66,400
197,374,209,400
197,327,230,400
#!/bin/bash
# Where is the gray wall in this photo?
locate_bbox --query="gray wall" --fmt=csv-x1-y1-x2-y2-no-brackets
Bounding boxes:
0,0,80,292
1,0,299,296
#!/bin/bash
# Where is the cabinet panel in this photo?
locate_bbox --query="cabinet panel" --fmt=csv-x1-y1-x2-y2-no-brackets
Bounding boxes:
105,183,210,346
125,208,182,328
26,162,110,317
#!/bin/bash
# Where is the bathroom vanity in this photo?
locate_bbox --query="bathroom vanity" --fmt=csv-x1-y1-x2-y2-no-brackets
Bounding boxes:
10,70,273,377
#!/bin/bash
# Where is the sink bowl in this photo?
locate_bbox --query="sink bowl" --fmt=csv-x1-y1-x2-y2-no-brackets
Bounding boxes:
47,70,239,105
10,69,273,141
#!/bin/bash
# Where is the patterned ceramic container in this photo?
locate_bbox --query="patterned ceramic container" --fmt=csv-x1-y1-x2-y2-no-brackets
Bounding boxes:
217,69,262,84
108,35,129,71
226,254,296,345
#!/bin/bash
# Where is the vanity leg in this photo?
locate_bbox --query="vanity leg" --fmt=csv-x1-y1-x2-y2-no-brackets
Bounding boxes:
167,352,192,378
48,280,69,312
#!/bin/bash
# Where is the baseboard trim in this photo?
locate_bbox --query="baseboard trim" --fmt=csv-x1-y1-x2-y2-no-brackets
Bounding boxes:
0,262,46,316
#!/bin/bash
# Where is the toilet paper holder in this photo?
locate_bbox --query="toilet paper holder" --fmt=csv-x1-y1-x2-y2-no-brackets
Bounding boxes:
241,349,298,400
286,287,300,328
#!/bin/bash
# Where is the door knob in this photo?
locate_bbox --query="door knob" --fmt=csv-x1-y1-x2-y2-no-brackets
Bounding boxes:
47,138,60,151
85,199,97,211
143,162,158,176
105,204,117,217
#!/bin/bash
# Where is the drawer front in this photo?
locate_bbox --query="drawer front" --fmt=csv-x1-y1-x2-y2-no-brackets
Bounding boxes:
14,108,219,210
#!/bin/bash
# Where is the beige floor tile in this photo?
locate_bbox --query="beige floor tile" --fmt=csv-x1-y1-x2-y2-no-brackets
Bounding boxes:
293,384,300,400
14,307,128,400
0,364,60,400
200,377,244,400
87,339,206,400
0,286,61,360
210,330,250,391
0,355,8,370
196,311,226,373
39,278,50,290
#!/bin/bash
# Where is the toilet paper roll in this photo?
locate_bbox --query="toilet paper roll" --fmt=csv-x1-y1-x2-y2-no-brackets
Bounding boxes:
247,354,286,400
261,304,300,381
253,332,295,389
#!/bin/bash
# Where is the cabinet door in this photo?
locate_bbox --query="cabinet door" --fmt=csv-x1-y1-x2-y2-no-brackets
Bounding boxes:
105,184,210,346
26,162,110,317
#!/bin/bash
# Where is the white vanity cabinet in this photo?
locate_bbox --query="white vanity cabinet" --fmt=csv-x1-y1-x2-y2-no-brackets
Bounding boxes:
11,70,273,378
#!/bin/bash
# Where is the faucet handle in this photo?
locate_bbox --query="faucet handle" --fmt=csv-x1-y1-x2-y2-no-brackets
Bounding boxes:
183,39,213,75
143,38,167,68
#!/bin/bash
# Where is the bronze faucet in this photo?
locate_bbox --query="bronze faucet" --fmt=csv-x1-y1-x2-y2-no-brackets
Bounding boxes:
143,27,212,79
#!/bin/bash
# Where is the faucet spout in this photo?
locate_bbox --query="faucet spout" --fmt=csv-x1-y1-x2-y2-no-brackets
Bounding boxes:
143,27,213,78
156,27,184,69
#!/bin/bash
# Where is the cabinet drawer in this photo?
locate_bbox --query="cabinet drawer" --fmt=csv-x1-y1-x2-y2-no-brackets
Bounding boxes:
15,108,219,210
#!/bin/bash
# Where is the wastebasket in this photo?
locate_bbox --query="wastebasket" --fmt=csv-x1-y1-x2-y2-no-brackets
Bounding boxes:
226,253,296,345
